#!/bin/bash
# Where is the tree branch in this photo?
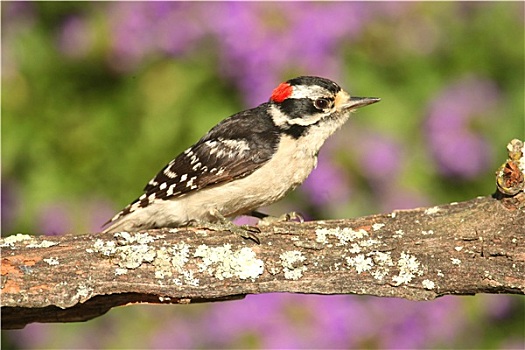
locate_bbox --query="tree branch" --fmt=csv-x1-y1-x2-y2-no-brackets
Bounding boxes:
2,140,524,330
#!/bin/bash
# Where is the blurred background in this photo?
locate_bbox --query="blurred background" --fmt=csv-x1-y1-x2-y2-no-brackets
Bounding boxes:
2,2,524,349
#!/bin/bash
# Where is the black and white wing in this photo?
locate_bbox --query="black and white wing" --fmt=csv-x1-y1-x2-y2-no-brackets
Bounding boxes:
105,106,279,224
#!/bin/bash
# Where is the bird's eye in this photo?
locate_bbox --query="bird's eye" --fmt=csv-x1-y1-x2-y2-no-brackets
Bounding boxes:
314,98,331,110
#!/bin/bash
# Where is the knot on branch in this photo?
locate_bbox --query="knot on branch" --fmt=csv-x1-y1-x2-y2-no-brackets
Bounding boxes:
494,139,525,208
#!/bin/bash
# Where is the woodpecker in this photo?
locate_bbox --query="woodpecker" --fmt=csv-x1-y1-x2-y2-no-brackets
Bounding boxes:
103,76,380,242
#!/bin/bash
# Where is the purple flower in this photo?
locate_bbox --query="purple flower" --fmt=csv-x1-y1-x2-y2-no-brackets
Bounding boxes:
181,293,286,348
355,132,404,185
57,15,93,59
207,2,374,105
377,187,430,212
103,2,394,105
9,320,110,349
475,294,520,321
196,294,467,349
331,129,430,212
370,296,465,349
107,2,205,71
37,202,72,236
5,324,50,349
85,199,118,233
200,294,362,349
150,317,196,349
306,295,375,348
2,1,35,30
425,76,500,179
2,1,36,78
302,151,352,207
233,216,259,226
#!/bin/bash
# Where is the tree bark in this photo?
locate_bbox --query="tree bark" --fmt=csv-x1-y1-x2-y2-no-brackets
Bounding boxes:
2,140,524,330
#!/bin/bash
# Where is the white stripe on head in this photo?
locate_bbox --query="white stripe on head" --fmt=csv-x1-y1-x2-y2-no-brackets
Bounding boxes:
289,85,332,101
269,105,326,127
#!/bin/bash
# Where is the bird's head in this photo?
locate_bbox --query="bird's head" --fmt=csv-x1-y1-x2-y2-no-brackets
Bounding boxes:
269,76,380,134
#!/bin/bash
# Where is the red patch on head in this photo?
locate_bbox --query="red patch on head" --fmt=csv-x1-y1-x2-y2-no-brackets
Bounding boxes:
270,82,293,103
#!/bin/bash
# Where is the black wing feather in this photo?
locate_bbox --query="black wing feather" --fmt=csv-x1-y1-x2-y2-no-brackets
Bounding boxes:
107,104,279,223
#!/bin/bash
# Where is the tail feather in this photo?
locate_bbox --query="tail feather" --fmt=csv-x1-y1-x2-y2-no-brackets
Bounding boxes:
101,202,160,233
102,211,125,230
102,197,143,232
102,216,128,233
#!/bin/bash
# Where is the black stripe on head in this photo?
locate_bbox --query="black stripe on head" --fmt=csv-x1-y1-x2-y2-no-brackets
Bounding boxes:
286,76,341,96
276,97,321,139
278,97,320,120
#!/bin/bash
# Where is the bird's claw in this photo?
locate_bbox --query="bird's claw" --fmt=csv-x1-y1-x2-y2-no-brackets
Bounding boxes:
283,211,304,223
238,225,261,244
258,211,304,226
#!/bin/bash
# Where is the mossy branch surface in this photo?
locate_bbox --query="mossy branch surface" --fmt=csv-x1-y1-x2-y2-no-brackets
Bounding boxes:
2,195,524,330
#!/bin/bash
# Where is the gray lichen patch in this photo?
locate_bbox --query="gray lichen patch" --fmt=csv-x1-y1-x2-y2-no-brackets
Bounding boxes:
68,284,93,308
89,232,163,270
154,248,175,279
372,223,385,231
368,251,394,281
153,243,197,286
0,234,33,248
392,252,424,286
89,232,263,285
518,140,525,172
169,243,191,270
346,251,394,279
451,258,462,265
174,270,200,287
422,279,436,289
114,231,159,245
424,206,441,215
27,240,59,249
115,268,128,276
0,234,58,249
344,249,425,285
393,230,405,238
194,244,264,281
348,243,362,254
43,257,60,266
316,226,399,280
90,239,117,256
117,243,157,269
280,250,307,280
314,225,431,287
358,238,380,248
346,254,373,274
315,227,369,246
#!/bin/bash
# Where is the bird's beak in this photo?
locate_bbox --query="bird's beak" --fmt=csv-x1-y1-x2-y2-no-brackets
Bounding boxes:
340,96,381,111
335,90,381,111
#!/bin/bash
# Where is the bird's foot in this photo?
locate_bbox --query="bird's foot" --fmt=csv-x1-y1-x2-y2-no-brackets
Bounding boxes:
255,211,304,226
192,210,261,244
